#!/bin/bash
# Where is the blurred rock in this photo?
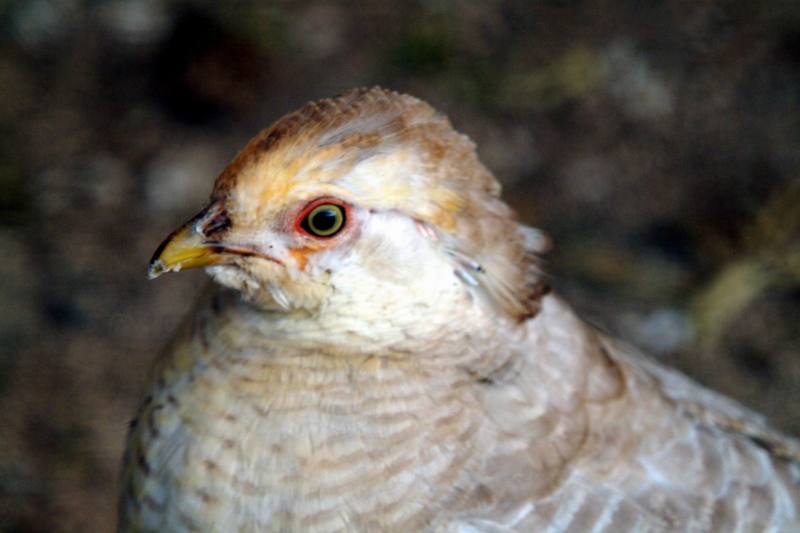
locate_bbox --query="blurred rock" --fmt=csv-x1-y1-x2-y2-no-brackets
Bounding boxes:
561,154,615,205
604,40,675,121
84,153,132,208
145,141,228,212
151,8,271,123
292,3,348,60
9,0,78,51
0,230,38,354
96,0,170,47
473,121,540,187
622,307,691,355
0,54,35,124
497,46,605,112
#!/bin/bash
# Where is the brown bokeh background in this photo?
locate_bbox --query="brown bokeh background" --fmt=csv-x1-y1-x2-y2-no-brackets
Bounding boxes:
1,1,799,531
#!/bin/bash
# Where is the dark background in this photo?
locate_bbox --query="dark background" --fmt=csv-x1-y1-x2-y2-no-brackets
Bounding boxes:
1,1,799,531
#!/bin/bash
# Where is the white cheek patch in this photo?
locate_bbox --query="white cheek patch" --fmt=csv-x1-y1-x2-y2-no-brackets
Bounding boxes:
352,213,459,286
312,211,468,315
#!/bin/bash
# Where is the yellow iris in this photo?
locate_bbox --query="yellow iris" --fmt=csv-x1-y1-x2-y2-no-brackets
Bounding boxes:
303,204,345,237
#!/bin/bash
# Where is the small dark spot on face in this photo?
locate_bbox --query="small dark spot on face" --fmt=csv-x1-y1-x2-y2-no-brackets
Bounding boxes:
223,413,238,422
202,459,218,471
222,438,235,449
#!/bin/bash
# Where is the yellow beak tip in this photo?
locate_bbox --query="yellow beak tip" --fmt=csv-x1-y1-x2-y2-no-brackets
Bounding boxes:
147,260,167,280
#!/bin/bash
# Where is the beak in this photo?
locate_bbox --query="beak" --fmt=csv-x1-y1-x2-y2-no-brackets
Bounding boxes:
147,219,229,279
148,200,235,279
148,202,282,279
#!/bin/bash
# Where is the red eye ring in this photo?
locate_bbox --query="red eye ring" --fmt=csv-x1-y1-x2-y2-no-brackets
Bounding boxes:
294,198,350,238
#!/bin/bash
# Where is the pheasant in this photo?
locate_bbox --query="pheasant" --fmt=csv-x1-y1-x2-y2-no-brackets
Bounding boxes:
119,87,800,531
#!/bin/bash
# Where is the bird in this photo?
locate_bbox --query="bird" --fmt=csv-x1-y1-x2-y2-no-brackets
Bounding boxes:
119,87,800,532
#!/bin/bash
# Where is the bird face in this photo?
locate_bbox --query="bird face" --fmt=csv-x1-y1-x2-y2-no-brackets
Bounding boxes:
148,88,545,348
149,164,472,351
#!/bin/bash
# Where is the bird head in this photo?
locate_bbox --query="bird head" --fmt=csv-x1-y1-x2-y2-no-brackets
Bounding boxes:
149,88,548,349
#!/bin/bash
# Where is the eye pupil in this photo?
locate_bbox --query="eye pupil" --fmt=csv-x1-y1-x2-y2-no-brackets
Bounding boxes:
312,209,337,231
301,203,345,237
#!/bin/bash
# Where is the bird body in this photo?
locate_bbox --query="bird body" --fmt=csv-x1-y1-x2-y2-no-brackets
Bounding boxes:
120,88,800,532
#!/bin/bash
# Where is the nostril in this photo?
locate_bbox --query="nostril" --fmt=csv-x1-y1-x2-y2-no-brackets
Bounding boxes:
202,209,232,237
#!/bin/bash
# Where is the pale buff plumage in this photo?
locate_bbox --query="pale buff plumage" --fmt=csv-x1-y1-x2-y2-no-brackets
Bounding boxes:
119,87,800,532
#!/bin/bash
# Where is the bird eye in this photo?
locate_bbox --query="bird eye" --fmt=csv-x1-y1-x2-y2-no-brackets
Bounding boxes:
300,203,346,237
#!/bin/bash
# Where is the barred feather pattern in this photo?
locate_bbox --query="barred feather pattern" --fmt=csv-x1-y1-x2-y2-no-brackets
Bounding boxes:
120,87,800,532
119,291,800,532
